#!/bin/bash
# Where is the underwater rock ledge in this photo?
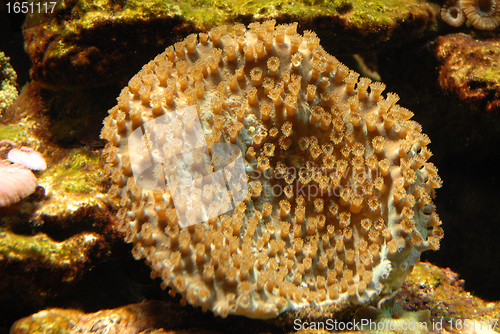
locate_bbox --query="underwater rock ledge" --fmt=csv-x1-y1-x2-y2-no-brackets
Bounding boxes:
9,263,500,333
22,0,440,89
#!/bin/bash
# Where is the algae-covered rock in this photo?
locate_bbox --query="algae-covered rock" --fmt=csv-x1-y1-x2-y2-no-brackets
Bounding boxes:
9,300,275,334
437,33,500,114
0,51,18,115
23,0,439,89
19,0,440,144
0,81,124,321
0,231,110,308
0,83,110,228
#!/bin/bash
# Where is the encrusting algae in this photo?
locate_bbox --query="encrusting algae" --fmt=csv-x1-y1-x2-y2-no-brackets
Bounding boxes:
440,0,500,30
100,20,443,319
0,51,18,116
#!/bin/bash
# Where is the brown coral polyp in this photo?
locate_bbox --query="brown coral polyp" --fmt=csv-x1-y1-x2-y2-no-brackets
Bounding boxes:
101,20,443,319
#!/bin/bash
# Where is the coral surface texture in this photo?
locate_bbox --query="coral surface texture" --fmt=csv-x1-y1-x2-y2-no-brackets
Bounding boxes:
100,21,443,319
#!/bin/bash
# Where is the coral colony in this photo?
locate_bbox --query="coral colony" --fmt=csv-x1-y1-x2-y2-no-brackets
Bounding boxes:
0,51,18,116
101,21,443,319
0,140,46,207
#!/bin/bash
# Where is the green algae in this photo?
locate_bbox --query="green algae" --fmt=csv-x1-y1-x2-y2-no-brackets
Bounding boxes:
0,231,82,263
24,0,439,89
0,125,29,143
25,0,436,41
167,0,429,29
0,51,18,115
36,148,103,196
66,150,100,170
453,47,500,85
476,66,500,84
407,261,443,289
0,123,44,154
48,149,103,194
60,174,96,194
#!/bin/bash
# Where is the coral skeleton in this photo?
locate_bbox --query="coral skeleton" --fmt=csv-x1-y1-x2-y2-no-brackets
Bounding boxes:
101,21,443,319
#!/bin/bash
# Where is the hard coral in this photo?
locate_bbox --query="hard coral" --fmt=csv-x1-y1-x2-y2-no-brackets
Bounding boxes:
460,0,500,30
101,21,443,319
0,230,111,312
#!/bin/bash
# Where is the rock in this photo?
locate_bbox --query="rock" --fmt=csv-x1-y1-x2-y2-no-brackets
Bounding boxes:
436,33,500,114
18,0,441,145
22,0,440,89
0,81,125,319
9,300,272,334
0,51,18,115
9,263,500,334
